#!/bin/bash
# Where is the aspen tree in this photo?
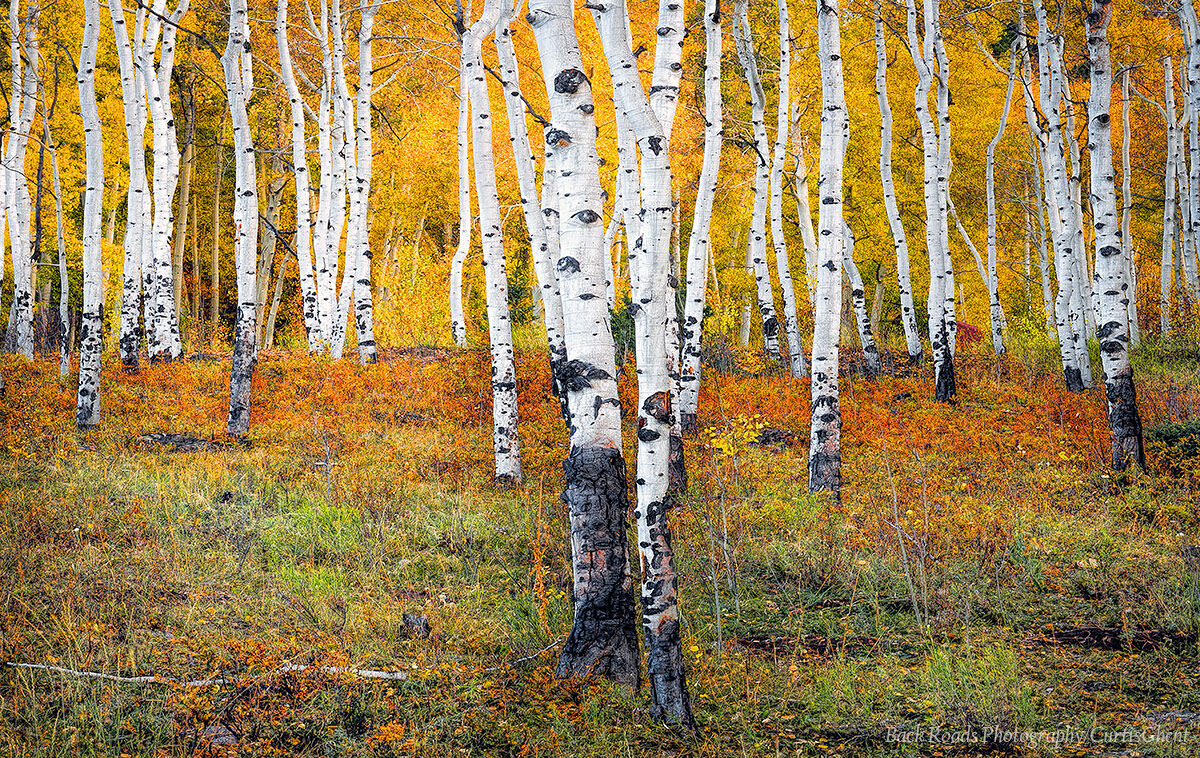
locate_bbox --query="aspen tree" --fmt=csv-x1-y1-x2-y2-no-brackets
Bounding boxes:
843,224,880,377
810,0,846,499
679,0,723,433
590,0,693,725
733,0,781,360
494,0,567,420
276,0,321,352
527,0,639,688
984,46,1018,356
451,2,471,348
1163,56,1180,334
140,0,189,362
6,2,37,359
1087,0,1145,468
771,0,807,378
224,0,258,436
463,0,521,483
77,0,104,427
1120,70,1139,345
874,0,921,362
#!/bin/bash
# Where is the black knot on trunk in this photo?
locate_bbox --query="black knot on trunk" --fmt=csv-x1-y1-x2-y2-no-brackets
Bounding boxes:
545,128,571,147
579,103,594,114
557,256,581,274
647,135,664,155
555,68,589,94
763,316,779,337
573,209,601,224
560,359,613,391
642,391,672,424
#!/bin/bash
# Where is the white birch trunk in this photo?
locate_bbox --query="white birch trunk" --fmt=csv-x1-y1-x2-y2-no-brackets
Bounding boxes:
679,0,723,431
77,0,105,427
1087,0,1144,468
1182,0,1200,301
6,3,36,359
464,0,521,483
810,0,846,499
351,0,379,363
771,0,806,379
931,0,957,384
224,0,259,436
733,0,780,360
590,0,692,725
875,1,921,361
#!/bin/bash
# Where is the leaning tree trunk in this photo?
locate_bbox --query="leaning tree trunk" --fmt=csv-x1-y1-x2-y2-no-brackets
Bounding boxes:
1087,0,1145,469
527,0,639,690
464,0,522,484
495,0,568,422
276,0,321,352
591,0,693,728
224,0,258,437
810,0,846,501
985,46,1018,357
77,0,105,427
875,0,921,362
733,0,781,361
770,0,806,379
678,0,723,433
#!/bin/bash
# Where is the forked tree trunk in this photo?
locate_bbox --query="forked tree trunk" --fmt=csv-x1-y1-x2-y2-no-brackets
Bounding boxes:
465,0,521,484
733,0,780,361
1087,0,1145,469
678,0,723,433
874,1,921,362
223,0,258,437
527,0,639,690
810,0,846,501
590,0,692,727
770,0,806,379
77,0,105,427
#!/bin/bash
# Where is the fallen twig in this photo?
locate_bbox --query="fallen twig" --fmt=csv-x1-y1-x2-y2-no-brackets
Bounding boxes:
6,661,408,687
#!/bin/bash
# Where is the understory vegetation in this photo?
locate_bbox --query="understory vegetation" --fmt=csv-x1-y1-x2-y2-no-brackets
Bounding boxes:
1,335,1199,756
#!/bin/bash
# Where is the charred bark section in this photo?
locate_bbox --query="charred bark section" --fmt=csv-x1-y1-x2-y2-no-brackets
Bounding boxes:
645,607,694,730
1105,368,1144,470
679,411,697,435
558,445,639,689
933,322,956,403
667,431,687,495
1063,366,1084,394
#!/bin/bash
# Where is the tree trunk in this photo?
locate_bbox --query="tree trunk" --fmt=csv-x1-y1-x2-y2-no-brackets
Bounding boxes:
843,225,880,378
77,0,105,427
985,47,1017,356
1087,0,1145,469
276,0,321,352
875,1,921,362
450,8,471,348
1120,69,1139,346
810,0,846,500
173,75,194,327
770,0,806,379
464,0,521,484
350,2,379,363
1163,56,1179,334
733,0,780,361
591,0,693,728
6,2,38,359
210,117,225,342
527,0,639,691
223,0,258,437
495,0,567,423
678,0,723,433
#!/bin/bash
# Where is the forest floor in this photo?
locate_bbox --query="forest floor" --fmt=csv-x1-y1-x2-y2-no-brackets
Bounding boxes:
1,341,1200,757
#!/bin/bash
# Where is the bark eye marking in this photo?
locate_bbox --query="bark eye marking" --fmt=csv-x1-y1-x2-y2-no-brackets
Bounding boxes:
557,256,581,273
545,128,571,147
573,209,601,224
554,68,589,94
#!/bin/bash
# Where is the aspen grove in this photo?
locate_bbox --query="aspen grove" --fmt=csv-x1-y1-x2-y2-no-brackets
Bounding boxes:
8,0,1200,749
